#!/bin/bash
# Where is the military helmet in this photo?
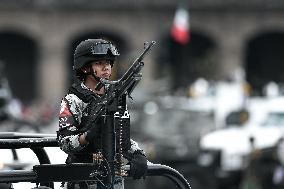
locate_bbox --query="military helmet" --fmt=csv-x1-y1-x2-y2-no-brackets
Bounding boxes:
73,38,119,70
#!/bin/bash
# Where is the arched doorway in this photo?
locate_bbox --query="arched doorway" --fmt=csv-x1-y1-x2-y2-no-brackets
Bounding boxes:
0,32,38,103
157,32,218,92
245,31,284,96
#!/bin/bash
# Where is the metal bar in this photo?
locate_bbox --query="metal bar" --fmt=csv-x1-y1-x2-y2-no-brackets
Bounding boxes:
0,132,56,139
0,163,191,189
31,148,51,165
33,164,100,182
0,132,191,189
144,164,191,189
0,137,58,149
0,170,37,182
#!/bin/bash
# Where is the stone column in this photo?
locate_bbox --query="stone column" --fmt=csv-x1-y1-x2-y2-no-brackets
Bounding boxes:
37,32,67,102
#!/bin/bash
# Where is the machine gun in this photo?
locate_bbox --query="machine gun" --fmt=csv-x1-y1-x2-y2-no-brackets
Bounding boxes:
0,41,191,189
78,41,156,188
80,41,156,133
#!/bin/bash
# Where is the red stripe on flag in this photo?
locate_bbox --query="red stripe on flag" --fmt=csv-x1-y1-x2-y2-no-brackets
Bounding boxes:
171,7,190,45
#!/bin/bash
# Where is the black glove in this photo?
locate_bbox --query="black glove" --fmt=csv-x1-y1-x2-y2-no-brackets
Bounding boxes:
84,125,98,144
129,151,148,179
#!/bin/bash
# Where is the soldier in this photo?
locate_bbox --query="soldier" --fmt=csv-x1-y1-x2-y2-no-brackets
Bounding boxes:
57,38,147,189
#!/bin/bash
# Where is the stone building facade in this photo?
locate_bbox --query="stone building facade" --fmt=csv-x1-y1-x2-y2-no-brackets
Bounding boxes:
0,1,283,102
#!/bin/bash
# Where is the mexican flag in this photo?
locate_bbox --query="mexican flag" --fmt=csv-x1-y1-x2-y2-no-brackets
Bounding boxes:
171,6,190,45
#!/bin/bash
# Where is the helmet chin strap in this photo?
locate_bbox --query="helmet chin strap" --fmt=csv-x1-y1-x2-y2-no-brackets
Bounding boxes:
86,68,105,91
85,67,101,82
85,67,111,91
91,71,101,82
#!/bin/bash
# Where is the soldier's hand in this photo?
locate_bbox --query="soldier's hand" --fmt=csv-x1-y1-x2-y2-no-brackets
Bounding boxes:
129,150,148,179
84,127,97,144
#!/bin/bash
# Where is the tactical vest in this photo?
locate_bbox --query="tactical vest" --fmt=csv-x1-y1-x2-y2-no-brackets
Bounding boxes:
68,82,131,156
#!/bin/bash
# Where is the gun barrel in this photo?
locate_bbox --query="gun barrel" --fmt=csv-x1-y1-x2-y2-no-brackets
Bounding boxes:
137,41,156,62
120,41,155,82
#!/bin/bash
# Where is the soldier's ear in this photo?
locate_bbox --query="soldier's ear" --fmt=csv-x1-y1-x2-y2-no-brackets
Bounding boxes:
81,65,91,73
81,63,95,74
81,68,87,73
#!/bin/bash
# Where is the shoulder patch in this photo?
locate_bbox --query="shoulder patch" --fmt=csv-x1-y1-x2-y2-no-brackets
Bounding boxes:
60,100,72,117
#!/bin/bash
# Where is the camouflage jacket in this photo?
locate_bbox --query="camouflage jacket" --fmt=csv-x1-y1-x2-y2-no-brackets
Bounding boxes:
57,82,143,161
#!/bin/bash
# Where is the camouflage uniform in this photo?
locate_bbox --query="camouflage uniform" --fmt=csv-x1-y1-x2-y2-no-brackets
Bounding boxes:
57,82,144,189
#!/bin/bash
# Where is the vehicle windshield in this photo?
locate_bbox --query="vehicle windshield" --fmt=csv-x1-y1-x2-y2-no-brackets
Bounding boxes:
262,112,284,127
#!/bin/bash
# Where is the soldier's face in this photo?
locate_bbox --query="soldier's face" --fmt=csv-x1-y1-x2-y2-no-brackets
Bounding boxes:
91,60,112,79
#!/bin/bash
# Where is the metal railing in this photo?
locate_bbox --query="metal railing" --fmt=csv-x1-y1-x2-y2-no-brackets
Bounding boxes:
0,132,191,189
